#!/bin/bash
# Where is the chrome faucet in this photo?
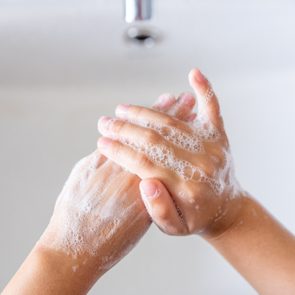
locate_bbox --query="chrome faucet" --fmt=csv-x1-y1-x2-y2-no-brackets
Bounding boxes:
124,0,152,23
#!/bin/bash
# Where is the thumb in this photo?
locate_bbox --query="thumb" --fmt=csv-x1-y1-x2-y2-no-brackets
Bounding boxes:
139,179,187,235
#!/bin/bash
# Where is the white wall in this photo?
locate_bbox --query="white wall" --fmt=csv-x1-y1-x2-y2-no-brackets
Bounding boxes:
1,1,295,294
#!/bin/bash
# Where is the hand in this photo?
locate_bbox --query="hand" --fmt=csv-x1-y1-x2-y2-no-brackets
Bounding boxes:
40,92,196,258
3,93,197,295
37,93,196,275
97,69,245,237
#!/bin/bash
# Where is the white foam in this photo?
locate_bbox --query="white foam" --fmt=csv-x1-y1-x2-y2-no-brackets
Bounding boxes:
132,118,219,156
39,153,146,265
122,95,241,198
144,122,204,153
126,140,231,195
204,85,215,103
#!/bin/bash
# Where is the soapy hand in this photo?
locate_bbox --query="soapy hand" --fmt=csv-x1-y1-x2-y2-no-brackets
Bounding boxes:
97,69,244,236
3,93,198,295
38,92,197,273
6,72,295,295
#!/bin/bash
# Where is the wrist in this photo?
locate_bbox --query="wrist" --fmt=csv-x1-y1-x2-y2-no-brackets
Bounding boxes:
201,194,295,294
35,197,151,291
32,244,101,294
202,192,252,240
2,244,101,295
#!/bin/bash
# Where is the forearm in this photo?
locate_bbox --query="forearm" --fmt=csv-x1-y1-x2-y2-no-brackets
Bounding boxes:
3,218,151,295
2,244,104,295
2,93,193,295
3,178,151,295
206,195,295,294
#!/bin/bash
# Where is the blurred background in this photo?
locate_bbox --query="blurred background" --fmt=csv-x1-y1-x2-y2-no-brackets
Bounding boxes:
1,0,295,294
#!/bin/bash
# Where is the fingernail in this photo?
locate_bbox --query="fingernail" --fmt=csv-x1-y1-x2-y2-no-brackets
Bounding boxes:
194,69,207,83
140,181,159,199
98,116,113,132
189,68,207,84
97,137,113,150
116,104,129,118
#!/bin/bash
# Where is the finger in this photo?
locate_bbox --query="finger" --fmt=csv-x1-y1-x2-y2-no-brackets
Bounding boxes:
97,136,197,231
153,93,196,122
167,92,196,120
139,179,188,235
188,68,224,130
152,93,176,111
97,137,180,185
115,104,192,134
153,93,196,123
97,116,203,156
98,116,163,145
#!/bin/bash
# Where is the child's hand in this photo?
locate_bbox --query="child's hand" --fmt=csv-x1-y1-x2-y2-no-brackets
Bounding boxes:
37,92,197,264
97,69,244,237
2,94,199,295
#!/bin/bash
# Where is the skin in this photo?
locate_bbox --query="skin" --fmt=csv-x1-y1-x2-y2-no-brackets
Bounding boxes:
97,69,239,236
97,69,295,294
2,94,196,295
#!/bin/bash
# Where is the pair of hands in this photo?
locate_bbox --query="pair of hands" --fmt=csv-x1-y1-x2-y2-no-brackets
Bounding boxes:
39,70,212,273
38,69,242,284
6,69,295,295
97,68,243,237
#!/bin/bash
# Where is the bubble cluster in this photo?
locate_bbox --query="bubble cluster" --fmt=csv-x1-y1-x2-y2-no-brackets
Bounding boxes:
135,117,219,154
193,120,220,142
124,106,241,197
144,122,203,153
46,190,140,259
204,86,215,103
125,140,228,195
40,155,144,262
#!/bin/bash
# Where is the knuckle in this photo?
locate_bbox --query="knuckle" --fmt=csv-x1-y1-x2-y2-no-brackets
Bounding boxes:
137,153,152,169
144,129,160,145
163,116,185,131
111,119,125,134
162,115,176,127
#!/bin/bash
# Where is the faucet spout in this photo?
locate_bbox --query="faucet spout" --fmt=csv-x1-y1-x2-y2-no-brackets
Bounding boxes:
124,0,152,23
